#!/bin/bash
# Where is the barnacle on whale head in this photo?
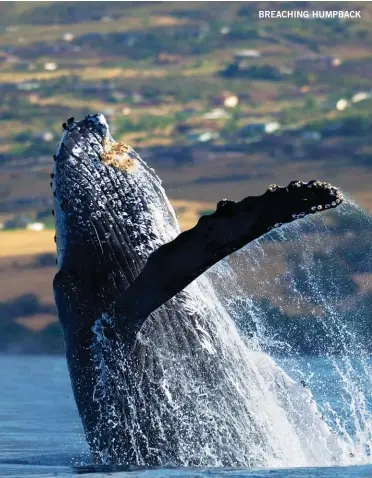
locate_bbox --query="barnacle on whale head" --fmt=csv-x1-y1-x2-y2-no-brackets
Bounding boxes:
100,137,138,173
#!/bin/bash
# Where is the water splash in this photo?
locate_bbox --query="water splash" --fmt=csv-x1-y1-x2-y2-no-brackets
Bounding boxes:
210,197,372,465
91,194,372,468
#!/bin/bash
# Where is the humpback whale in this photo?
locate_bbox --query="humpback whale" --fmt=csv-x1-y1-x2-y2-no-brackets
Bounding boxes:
52,114,346,467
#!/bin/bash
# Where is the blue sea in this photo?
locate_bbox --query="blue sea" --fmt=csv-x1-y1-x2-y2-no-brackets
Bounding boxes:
1,355,372,478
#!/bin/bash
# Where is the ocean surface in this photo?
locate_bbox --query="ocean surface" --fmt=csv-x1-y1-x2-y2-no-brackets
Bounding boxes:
1,355,372,478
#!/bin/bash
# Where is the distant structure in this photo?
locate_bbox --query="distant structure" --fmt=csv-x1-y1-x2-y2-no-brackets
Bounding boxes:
301,131,322,141
187,130,220,143
28,94,40,104
101,15,113,23
240,121,280,137
62,32,74,42
17,81,40,91
4,54,19,64
234,49,261,61
203,108,231,120
220,26,230,36
121,107,131,116
44,62,58,71
351,91,372,104
111,91,127,103
336,98,349,112
132,92,144,104
294,55,342,71
41,131,54,142
4,215,32,230
156,53,180,65
213,91,239,108
26,222,45,232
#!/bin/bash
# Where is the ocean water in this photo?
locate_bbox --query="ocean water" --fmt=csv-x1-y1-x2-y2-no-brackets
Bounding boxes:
1,355,372,478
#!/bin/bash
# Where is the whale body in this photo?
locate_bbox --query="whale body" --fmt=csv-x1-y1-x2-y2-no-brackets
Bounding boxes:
52,114,348,467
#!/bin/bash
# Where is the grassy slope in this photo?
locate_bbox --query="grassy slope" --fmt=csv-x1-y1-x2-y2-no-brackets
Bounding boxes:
0,2,372,350
0,198,214,258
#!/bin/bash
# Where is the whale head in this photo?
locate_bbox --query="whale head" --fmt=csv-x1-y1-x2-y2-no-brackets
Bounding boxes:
52,114,178,333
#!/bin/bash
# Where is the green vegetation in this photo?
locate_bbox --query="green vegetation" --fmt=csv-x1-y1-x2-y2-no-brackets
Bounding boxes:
0,2,371,196
116,114,177,135
1,1,372,353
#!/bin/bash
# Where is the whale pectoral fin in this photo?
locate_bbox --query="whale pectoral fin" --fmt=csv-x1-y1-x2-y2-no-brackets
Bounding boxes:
114,180,343,334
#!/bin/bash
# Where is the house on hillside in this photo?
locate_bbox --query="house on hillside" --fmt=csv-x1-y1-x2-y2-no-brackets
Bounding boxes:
203,109,231,120
4,54,19,64
121,106,131,116
131,92,144,104
213,91,239,108
239,121,280,137
4,215,32,230
41,131,54,142
294,55,342,71
351,91,372,104
26,222,45,232
187,130,220,143
44,62,57,71
17,81,40,91
101,15,114,22
336,98,349,112
234,49,261,62
156,53,181,65
110,91,127,102
301,131,322,141
62,32,74,42
220,26,231,36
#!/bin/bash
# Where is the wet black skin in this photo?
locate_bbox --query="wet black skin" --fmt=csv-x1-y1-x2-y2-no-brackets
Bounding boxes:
52,114,343,465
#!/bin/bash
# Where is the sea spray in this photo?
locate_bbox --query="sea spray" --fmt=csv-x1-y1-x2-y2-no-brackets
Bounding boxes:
211,197,372,465
90,190,370,466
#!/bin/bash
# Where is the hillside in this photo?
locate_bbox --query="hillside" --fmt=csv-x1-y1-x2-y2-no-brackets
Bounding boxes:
0,1,371,353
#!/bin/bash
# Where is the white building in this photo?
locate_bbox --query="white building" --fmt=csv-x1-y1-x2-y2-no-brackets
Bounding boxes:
223,94,239,108
351,91,372,104
26,222,45,232
187,130,220,143
44,62,57,71
41,131,54,142
336,99,349,112
63,32,75,42
203,109,230,120
240,121,280,137
234,49,261,60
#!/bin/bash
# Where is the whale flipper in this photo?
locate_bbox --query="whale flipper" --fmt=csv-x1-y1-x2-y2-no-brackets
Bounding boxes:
114,180,343,336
